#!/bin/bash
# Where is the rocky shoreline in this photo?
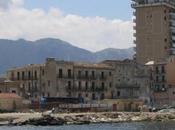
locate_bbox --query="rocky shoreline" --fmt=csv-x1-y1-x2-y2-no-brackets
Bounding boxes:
0,112,175,126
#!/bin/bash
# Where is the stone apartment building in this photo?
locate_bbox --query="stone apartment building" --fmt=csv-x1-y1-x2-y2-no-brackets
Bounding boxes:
102,59,150,105
4,58,151,106
146,61,168,107
6,64,45,101
43,58,114,103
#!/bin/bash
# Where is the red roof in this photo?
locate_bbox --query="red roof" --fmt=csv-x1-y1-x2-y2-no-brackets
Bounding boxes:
0,93,21,99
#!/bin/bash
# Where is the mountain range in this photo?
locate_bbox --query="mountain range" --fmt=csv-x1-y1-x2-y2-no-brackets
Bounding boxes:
0,38,134,74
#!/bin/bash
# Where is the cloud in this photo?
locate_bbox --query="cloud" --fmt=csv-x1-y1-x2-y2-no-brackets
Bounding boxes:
0,0,23,10
0,2,133,51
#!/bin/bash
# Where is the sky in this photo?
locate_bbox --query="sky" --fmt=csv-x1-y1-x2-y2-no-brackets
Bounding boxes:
0,0,134,52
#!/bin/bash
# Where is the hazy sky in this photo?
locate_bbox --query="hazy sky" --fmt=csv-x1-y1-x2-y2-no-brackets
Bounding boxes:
24,0,132,20
0,0,134,52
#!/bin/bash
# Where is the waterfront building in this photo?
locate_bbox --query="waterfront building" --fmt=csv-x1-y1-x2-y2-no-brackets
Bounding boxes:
43,58,114,103
3,58,151,110
102,59,150,105
6,64,45,101
132,0,175,64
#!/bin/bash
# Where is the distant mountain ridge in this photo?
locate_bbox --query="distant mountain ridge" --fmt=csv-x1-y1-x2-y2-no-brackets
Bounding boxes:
0,38,134,74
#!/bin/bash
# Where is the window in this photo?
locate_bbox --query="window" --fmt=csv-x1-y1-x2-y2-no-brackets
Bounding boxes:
68,81,71,89
85,71,88,78
78,81,82,90
85,82,88,90
22,71,25,80
59,69,63,78
162,76,165,82
101,82,105,90
109,71,112,76
48,80,51,86
34,71,37,79
161,66,165,73
86,93,88,97
101,72,104,79
12,90,16,93
35,82,37,91
91,82,95,91
78,93,82,98
92,71,95,78
100,93,105,100
47,92,50,97
17,72,20,80
155,66,159,74
92,93,95,100
117,91,120,97
42,69,45,76
156,76,159,82
164,16,167,21
78,71,81,78
28,71,31,80
68,69,72,78
11,72,14,80
109,82,112,88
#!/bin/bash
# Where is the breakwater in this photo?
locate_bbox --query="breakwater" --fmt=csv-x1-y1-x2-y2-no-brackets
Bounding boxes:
0,112,175,126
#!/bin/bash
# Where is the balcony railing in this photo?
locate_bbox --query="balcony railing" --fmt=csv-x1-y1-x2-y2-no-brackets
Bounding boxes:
131,0,175,8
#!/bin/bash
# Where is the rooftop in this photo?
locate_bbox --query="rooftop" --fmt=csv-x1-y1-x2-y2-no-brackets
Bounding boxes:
132,0,175,8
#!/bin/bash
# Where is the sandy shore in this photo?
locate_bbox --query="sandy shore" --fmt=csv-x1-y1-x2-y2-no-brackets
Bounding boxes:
0,112,174,126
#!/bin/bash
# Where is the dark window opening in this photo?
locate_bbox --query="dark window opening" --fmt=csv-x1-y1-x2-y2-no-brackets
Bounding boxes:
17,72,20,80
34,71,37,79
22,71,25,80
28,71,31,80
78,71,81,78
85,71,88,78
92,93,95,100
59,69,63,78
117,91,120,97
78,81,82,90
68,69,72,78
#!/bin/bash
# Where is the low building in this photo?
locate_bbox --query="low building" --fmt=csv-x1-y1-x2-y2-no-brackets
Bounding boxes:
0,80,21,95
0,93,22,111
101,99,144,112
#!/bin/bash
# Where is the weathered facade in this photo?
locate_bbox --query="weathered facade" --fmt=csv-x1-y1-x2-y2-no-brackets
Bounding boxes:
102,59,150,105
43,58,114,103
4,58,151,108
6,64,45,101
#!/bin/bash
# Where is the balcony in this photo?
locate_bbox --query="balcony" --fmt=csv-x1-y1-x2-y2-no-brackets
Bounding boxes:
76,75,97,80
133,19,136,23
133,33,136,37
131,0,175,8
57,75,74,79
133,11,136,16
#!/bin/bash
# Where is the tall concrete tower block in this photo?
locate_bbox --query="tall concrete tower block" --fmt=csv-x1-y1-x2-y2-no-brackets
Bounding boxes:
131,0,175,64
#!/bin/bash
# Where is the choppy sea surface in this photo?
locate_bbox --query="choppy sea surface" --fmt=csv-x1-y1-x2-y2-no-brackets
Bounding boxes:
0,122,175,130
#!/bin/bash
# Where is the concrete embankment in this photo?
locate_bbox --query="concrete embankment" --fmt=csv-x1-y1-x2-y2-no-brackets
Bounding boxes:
0,112,175,126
